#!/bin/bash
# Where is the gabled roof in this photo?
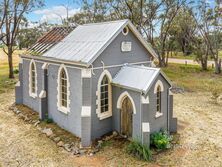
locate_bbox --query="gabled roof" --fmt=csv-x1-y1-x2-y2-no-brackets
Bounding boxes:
42,19,158,66
28,26,75,54
112,65,171,94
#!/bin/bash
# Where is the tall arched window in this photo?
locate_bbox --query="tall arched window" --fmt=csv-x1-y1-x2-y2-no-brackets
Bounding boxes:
97,70,112,120
29,60,37,97
60,68,68,108
100,75,109,113
57,65,70,113
154,80,164,118
156,85,161,113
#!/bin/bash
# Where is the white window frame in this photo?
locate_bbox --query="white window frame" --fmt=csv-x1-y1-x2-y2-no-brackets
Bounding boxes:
29,59,37,98
117,91,136,114
96,70,112,120
154,80,164,118
57,64,70,114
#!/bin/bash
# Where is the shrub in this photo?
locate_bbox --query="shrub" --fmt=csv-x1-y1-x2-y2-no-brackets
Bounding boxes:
150,131,172,150
46,118,53,124
13,69,19,74
126,139,152,161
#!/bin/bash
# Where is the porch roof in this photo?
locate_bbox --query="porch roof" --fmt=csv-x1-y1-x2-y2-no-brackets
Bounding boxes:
112,65,171,94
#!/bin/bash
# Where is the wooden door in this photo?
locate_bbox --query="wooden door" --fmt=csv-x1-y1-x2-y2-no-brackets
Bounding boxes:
121,97,133,137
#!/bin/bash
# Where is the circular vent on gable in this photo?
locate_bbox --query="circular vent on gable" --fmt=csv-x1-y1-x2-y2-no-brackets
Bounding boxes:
122,27,129,35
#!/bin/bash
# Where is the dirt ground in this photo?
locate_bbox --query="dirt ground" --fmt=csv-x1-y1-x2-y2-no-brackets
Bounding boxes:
0,91,222,166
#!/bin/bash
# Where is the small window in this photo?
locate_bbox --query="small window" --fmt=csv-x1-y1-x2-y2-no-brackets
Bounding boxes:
156,85,161,113
100,75,109,113
60,68,68,108
122,27,129,35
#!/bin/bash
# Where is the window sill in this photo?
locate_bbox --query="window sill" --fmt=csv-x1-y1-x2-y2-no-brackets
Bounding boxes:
155,112,163,118
58,106,70,114
98,112,112,120
30,93,37,99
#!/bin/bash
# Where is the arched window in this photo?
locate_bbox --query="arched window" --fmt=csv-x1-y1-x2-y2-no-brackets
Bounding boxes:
97,70,112,120
154,80,164,118
156,85,161,113
60,68,68,108
29,60,37,97
57,65,70,113
100,75,109,113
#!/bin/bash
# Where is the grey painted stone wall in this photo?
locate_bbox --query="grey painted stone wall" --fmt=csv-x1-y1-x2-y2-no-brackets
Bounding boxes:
81,77,92,147
112,87,142,141
90,29,153,139
39,68,48,120
22,59,43,112
142,75,171,134
15,63,23,104
169,95,177,132
47,64,82,137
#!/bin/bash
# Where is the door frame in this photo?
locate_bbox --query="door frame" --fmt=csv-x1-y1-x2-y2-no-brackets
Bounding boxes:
117,91,136,137
120,96,133,137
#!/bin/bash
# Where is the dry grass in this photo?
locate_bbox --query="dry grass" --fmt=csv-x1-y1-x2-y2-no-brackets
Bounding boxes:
0,49,23,93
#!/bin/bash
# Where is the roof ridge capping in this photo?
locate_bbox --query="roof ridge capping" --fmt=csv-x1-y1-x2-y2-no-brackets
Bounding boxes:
82,19,129,26
126,64,160,71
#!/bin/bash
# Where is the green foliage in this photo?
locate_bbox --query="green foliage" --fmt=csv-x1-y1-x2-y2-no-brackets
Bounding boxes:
126,139,152,161
13,68,19,74
100,140,113,148
45,118,53,124
162,63,222,93
150,131,172,150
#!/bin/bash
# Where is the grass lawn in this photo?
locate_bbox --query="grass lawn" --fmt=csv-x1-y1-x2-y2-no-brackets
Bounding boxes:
169,50,222,60
168,51,194,60
162,63,222,94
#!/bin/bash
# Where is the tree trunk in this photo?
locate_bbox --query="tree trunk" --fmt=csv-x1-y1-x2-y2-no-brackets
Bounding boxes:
201,59,207,71
158,57,166,67
7,47,14,79
214,59,221,74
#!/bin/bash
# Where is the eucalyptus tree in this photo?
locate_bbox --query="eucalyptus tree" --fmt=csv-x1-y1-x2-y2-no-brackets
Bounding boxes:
191,0,222,73
1,0,44,78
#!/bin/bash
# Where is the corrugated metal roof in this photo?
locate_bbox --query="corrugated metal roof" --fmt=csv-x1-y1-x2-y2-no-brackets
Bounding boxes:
112,65,162,93
43,20,128,64
28,26,75,54
42,19,158,66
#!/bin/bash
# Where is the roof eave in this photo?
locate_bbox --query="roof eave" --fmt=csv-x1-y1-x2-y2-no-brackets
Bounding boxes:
111,82,143,93
20,54,88,67
143,69,172,95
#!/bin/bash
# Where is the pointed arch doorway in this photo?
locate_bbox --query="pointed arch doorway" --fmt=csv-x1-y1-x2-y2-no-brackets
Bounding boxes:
121,96,133,137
